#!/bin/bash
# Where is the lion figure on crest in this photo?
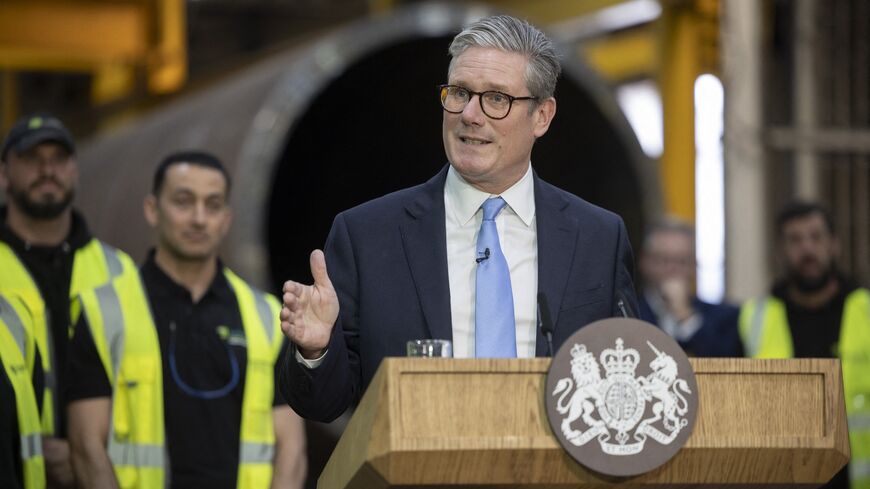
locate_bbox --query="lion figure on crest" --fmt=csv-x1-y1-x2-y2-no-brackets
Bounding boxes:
552,344,603,440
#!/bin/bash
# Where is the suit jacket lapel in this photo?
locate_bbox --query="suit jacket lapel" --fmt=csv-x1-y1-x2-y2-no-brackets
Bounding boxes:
534,174,580,356
400,166,453,341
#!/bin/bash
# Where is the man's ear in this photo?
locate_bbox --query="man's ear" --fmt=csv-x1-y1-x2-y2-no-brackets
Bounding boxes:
533,97,556,138
143,194,159,227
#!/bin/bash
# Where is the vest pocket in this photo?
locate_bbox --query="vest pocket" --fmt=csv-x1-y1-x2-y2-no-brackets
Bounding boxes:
114,355,158,441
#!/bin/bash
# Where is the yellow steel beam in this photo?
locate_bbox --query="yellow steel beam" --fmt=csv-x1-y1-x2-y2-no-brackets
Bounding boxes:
582,29,658,81
0,0,186,101
659,4,699,221
147,0,187,94
92,64,138,106
369,0,631,23
0,2,148,68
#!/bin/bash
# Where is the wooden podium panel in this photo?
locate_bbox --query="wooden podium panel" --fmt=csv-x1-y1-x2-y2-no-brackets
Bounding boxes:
318,358,849,489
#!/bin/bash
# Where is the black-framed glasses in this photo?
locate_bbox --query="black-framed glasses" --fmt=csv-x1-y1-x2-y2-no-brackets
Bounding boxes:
438,84,538,120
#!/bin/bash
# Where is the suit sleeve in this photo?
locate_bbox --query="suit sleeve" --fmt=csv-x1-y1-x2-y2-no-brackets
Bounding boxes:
279,213,361,422
611,217,639,318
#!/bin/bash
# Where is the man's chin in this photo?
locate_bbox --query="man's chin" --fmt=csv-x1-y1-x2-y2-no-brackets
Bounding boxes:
18,200,71,220
11,188,74,220
793,273,835,293
175,246,218,263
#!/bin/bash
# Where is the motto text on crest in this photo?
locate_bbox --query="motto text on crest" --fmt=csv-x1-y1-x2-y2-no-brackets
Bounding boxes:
552,338,692,455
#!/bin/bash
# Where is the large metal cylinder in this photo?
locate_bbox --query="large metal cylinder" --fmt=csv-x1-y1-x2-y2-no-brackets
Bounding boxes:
78,2,658,293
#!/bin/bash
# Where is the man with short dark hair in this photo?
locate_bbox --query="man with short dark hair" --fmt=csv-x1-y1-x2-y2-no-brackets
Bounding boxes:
0,113,135,488
740,201,870,489
637,218,742,357
66,151,306,488
279,15,637,422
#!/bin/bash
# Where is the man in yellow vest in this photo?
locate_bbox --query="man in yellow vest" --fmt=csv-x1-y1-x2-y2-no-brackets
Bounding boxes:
739,201,870,489
0,114,135,488
0,293,46,489
65,151,306,488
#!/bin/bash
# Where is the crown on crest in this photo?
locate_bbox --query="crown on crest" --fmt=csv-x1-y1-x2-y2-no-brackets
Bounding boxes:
600,338,639,376
570,343,595,367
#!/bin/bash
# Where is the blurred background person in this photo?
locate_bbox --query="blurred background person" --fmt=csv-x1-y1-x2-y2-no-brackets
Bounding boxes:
638,218,742,357
65,151,306,488
0,293,46,489
0,113,134,488
740,201,870,489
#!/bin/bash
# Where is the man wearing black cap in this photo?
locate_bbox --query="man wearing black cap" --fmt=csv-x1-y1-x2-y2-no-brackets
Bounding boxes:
0,113,135,488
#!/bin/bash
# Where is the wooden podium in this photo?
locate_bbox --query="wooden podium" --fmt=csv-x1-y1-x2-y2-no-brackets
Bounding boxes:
319,358,850,488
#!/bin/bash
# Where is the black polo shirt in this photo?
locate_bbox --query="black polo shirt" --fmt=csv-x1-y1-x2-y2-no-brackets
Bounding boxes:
0,207,92,437
67,252,287,489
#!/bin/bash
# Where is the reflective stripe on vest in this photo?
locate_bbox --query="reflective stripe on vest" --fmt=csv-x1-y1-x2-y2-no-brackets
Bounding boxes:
748,298,767,357
94,284,125,383
0,294,46,489
107,440,164,468
0,295,28,357
0,238,133,435
852,459,870,482
20,433,42,462
101,242,124,278
240,442,275,464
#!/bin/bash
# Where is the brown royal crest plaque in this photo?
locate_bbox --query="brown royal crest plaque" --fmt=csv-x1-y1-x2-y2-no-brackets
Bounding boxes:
545,318,698,477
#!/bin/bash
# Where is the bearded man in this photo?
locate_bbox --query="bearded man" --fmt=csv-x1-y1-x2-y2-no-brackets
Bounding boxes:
0,113,135,488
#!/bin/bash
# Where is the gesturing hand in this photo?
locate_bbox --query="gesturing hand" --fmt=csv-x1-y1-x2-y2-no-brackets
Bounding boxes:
280,250,339,359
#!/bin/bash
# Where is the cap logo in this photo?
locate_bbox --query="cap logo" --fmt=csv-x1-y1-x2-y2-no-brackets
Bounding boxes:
545,318,698,477
28,117,44,129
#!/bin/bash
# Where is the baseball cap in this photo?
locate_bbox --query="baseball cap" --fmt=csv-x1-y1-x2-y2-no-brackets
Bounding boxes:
1,114,76,162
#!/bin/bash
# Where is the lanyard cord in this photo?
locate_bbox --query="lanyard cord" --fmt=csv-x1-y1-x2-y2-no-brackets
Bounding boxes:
168,321,240,399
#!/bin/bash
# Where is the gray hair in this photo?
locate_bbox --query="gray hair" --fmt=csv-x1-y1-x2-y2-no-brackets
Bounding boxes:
448,15,561,100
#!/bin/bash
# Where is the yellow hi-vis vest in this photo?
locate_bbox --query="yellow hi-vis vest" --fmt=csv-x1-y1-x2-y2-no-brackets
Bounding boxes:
0,294,46,489
77,267,284,489
0,238,135,436
740,289,870,489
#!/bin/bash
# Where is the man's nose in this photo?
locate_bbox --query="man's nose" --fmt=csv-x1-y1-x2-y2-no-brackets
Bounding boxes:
460,94,485,125
192,203,208,224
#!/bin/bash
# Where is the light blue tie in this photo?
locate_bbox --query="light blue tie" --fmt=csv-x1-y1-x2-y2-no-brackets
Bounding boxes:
475,197,517,358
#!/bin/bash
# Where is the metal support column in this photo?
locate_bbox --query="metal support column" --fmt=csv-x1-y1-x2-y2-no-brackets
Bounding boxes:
794,0,819,200
722,0,767,301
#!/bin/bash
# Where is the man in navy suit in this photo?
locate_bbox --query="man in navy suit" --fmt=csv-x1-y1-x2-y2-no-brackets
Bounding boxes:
278,15,638,422
637,218,742,357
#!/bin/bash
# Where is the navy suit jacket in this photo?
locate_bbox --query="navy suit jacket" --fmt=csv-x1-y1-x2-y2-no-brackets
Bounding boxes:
280,166,638,421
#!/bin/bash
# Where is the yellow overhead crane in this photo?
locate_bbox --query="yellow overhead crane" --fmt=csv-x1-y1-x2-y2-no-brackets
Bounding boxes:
0,0,186,122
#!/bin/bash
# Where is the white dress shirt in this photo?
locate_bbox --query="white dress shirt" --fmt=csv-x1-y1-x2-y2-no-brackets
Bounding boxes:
444,165,538,358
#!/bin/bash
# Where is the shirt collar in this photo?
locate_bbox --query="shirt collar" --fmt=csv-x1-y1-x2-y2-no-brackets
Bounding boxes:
444,164,536,227
141,249,233,304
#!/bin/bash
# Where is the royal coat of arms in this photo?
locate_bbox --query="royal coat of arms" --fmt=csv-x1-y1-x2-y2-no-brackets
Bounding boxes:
545,318,698,476
552,338,692,455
